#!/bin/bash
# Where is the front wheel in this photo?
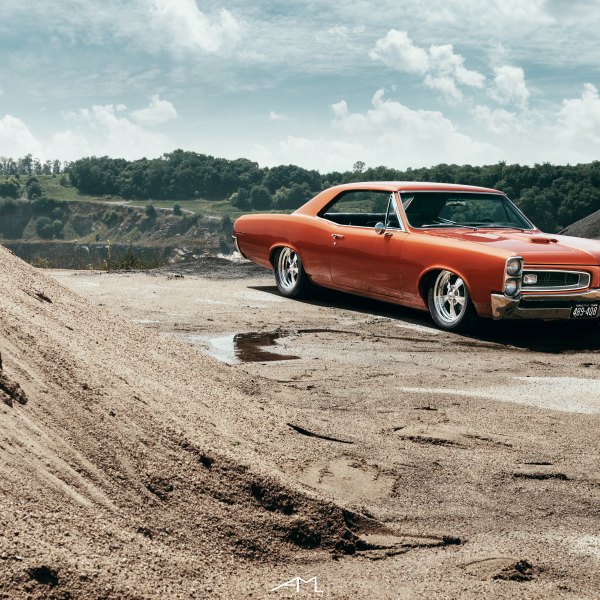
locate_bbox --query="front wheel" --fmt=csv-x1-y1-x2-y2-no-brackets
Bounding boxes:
427,270,480,332
274,247,312,299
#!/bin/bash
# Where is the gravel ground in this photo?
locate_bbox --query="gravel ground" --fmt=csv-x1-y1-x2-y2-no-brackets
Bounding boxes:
2,250,599,598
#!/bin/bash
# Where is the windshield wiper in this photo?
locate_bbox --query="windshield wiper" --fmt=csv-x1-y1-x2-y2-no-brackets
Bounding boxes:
421,218,478,230
473,224,530,231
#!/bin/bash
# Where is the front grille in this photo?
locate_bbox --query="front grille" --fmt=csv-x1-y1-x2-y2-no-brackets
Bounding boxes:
522,270,590,291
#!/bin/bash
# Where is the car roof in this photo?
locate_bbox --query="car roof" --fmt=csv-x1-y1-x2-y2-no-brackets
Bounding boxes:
330,181,502,193
295,181,505,216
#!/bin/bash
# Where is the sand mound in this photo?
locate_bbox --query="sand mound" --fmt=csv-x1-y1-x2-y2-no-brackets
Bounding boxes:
560,209,600,239
0,247,365,597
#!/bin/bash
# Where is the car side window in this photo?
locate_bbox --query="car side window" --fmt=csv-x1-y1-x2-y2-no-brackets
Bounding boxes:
319,190,400,228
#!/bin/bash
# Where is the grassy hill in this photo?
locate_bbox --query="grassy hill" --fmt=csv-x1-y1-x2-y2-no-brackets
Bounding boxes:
36,176,260,219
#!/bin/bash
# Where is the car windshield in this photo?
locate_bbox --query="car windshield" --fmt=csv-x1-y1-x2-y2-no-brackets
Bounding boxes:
401,192,534,230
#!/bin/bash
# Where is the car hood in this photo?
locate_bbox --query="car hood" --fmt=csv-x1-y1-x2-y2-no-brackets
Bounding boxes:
420,229,600,265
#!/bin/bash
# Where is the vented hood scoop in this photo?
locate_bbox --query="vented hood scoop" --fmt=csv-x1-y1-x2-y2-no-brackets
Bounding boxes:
529,236,558,244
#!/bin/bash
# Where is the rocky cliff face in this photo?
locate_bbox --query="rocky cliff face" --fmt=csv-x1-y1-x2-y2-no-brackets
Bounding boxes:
0,200,231,267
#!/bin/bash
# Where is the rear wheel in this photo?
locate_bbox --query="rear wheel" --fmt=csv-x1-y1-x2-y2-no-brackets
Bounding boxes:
274,247,312,299
427,270,480,332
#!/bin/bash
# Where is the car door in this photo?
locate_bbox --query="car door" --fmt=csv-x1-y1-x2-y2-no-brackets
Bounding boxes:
324,191,406,298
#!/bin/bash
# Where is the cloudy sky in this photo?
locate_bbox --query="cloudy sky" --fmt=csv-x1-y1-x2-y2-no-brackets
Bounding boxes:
0,0,599,171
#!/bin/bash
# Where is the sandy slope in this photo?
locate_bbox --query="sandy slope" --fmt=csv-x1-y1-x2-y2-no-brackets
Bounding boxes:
0,247,384,598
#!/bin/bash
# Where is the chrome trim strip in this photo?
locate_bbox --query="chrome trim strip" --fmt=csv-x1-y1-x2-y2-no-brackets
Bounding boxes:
521,269,591,292
491,289,600,320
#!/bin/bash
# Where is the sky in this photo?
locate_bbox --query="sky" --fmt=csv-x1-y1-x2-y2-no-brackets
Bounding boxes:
0,0,599,172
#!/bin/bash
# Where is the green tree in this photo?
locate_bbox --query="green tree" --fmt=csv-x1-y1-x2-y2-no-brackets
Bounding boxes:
250,185,273,210
230,186,251,210
26,177,42,199
52,219,64,238
353,160,366,174
0,178,20,198
35,217,53,239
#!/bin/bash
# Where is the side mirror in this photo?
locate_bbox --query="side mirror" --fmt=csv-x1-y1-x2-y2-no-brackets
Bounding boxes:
374,222,386,235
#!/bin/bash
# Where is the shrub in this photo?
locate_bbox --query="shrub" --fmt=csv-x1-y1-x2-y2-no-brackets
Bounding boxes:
145,204,157,218
32,196,66,213
104,210,120,227
0,179,20,198
173,203,182,216
0,198,18,215
35,217,53,239
26,181,43,199
52,219,64,238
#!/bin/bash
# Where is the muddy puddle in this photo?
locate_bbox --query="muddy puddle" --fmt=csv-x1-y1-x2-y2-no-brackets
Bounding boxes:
183,331,299,363
185,328,347,364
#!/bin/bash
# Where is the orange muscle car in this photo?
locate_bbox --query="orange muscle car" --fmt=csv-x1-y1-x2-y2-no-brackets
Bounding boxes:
233,182,600,331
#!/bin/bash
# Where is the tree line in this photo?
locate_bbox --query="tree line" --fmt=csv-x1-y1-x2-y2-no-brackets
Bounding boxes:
0,154,66,177
2,150,600,232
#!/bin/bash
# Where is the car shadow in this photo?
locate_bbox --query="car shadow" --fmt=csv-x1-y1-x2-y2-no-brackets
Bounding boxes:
248,285,600,353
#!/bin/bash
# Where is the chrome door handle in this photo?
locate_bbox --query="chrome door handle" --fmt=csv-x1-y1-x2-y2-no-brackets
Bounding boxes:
331,233,344,240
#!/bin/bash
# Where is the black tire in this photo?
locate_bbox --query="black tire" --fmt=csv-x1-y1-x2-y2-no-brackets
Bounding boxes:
427,270,480,332
273,247,312,299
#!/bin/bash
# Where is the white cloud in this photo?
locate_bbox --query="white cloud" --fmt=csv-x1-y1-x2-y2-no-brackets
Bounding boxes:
269,110,288,121
555,83,600,147
370,31,484,104
0,114,42,156
428,44,485,88
263,89,500,171
468,83,600,164
489,65,530,107
326,25,365,37
148,1,241,55
0,1,243,58
471,105,524,135
53,102,173,160
424,75,462,105
369,30,429,74
130,94,177,126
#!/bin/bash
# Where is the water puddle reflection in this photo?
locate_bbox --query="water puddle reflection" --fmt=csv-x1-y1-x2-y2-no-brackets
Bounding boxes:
197,328,340,364
199,331,299,363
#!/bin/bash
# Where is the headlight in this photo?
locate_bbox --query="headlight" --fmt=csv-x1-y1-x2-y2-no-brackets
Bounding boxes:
506,258,522,276
504,278,519,296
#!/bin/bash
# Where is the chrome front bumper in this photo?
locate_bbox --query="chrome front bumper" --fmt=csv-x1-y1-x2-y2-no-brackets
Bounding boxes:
491,289,600,320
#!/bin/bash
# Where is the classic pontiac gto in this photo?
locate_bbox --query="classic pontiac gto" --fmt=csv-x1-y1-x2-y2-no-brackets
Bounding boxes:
233,182,600,331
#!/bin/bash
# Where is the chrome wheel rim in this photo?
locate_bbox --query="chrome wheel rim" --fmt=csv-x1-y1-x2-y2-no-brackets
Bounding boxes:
277,248,299,291
433,270,467,325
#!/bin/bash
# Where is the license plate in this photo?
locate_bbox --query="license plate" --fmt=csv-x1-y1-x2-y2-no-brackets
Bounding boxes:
571,303,599,319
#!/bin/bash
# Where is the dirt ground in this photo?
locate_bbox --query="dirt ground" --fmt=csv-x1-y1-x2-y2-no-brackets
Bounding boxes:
1,247,599,599
42,257,600,599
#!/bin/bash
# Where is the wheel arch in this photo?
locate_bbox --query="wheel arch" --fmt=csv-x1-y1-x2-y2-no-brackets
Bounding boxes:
269,243,302,267
418,266,478,313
